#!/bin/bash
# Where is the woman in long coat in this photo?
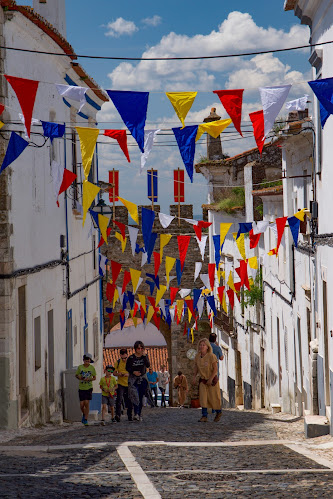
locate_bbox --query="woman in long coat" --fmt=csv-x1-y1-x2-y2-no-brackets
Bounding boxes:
192,338,222,422
173,371,188,407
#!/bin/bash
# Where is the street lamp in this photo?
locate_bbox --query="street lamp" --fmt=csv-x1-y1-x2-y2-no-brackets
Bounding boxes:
90,198,113,228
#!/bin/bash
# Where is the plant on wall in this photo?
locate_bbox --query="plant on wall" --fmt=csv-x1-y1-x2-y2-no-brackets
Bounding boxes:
244,267,263,308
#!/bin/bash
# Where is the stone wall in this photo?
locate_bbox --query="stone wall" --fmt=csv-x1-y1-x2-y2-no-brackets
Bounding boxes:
101,204,210,405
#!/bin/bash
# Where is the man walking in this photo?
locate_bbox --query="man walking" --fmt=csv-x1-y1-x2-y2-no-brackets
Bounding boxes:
75,353,96,426
114,348,133,422
158,365,170,407
147,367,159,406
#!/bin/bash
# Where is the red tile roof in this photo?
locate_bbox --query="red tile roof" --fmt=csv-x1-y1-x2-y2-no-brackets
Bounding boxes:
104,347,169,372
252,185,283,197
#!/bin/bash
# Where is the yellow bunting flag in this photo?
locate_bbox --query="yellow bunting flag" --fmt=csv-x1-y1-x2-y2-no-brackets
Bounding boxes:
98,214,109,245
177,300,184,321
191,328,194,343
113,288,119,308
118,197,139,224
233,232,246,260
165,256,176,287
76,127,99,180
294,208,306,221
249,276,254,288
222,293,228,313
165,92,197,128
133,317,138,328
196,119,232,141
0,121,4,129
248,256,258,269
156,284,167,306
138,294,146,312
82,180,100,226
130,268,141,293
146,305,155,324
160,234,172,260
115,231,127,252
220,223,233,246
188,308,192,323
227,271,236,292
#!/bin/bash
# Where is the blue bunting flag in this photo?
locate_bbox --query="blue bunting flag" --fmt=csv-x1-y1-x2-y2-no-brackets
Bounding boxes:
172,125,198,182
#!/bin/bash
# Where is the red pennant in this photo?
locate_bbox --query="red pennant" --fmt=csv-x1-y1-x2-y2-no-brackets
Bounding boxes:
249,110,265,155
194,315,198,330
97,227,112,248
104,130,130,162
217,286,225,304
5,75,39,138
170,287,178,304
106,282,116,303
186,299,194,316
235,260,250,290
140,306,146,321
108,312,114,324
153,313,161,330
154,251,161,277
122,270,131,294
198,221,211,229
194,224,202,241
114,221,126,240
213,89,244,136
148,296,156,309
110,260,122,283
210,314,213,328
57,169,77,206
0,104,4,116
177,235,191,271
208,263,215,291
227,289,234,310
132,302,139,317
249,229,261,249
276,216,288,253
183,321,187,336
234,281,242,300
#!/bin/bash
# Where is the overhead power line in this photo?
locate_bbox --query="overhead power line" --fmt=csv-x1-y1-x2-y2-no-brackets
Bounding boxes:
0,39,330,61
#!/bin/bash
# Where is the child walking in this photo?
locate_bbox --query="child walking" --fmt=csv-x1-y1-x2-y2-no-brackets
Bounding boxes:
75,353,96,426
99,365,118,425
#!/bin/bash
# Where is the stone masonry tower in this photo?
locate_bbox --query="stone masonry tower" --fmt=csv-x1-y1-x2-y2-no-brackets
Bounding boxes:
33,0,66,37
204,107,223,160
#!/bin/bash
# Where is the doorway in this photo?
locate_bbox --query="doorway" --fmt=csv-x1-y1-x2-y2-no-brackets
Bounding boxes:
18,286,27,418
235,349,243,406
260,347,265,408
48,309,55,402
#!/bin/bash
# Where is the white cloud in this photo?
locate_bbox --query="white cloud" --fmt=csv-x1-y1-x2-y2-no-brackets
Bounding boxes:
142,15,162,27
104,18,138,37
107,11,309,90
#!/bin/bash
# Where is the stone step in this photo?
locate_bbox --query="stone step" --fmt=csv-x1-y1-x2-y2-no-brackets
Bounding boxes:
304,415,330,438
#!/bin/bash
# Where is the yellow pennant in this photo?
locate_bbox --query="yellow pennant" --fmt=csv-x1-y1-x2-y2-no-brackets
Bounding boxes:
222,293,228,313
98,214,109,245
249,276,254,288
118,197,139,224
115,231,127,252
248,256,258,269
113,288,119,308
191,328,194,343
227,271,236,292
233,232,246,260
160,234,172,260
133,317,138,328
0,121,4,129
165,256,176,287
294,208,306,221
196,119,232,141
76,127,99,180
130,268,141,293
156,284,167,306
82,180,100,226
146,305,155,324
177,299,184,320
138,294,146,312
188,308,192,323
220,223,233,247
165,91,197,128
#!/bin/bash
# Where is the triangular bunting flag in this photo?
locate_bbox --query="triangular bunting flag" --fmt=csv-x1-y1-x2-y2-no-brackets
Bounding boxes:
142,207,155,251
115,231,127,252
226,289,234,310
177,235,191,271
259,85,291,138
288,216,300,247
122,270,131,294
207,295,217,316
141,129,160,173
208,263,215,291
118,197,138,224
195,235,208,261
196,118,232,141
114,220,126,240
76,127,100,180
166,92,197,128
249,110,265,155
249,229,261,249
41,121,65,143
233,232,246,260
111,260,122,283
213,235,221,269
176,258,184,286
5,75,39,138
276,216,288,253
82,180,100,226
172,125,198,182
159,212,174,228
98,214,109,245
193,288,202,311
154,251,161,277
146,233,157,264
130,268,141,293
194,262,202,282
217,286,225,305
104,129,130,162
128,226,139,256
213,89,244,136
220,223,233,247
237,222,253,239
156,285,167,306
0,132,29,174
56,84,87,112
160,234,172,259
165,256,176,287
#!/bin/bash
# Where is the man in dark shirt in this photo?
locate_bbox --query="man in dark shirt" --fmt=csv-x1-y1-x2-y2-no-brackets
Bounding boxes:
126,340,150,420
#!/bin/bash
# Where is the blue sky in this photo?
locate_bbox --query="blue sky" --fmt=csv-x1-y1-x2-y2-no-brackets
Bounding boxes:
18,1,310,216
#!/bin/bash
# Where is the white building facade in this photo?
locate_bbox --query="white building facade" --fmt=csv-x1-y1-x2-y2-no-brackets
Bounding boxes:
0,0,108,428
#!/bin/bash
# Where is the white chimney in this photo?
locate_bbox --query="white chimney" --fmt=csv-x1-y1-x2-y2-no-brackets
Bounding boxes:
33,0,67,38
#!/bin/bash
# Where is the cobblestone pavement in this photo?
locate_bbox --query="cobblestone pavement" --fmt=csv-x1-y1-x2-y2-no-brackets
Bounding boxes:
1,407,333,498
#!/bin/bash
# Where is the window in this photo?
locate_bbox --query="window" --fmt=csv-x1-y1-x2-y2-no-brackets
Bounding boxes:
74,325,78,346
34,316,41,371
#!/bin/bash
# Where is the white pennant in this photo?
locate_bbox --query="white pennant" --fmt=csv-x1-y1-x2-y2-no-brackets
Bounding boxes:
117,286,124,305
259,84,291,137
197,296,204,318
99,254,108,276
184,218,198,225
285,94,308,111
125,309,130,320
194,262,202,282
87,219,94,239
270,222,278,239
179,288,191,299
200,273,210,289
159,212,175,228
140,129,160,173
141,251,148,267
51,160,64,199
135,277,143,293
159,299,166,317
252,220,269,235
128,226,139,256
169,307,175,322
19,113,40,139
195,235,207,261
56,84,88,112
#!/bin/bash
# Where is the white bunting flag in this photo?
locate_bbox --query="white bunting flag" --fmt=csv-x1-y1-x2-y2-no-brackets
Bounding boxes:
259,84,291,138
19,113,40,139
51,160,64,199
169,307,175,322
141,251,148,267
179,288,191,298
184,218,198,225
140,129,160,173
117,286,124,305
197,296,204,318
125,309,130,320
128,226,139,256
252,220,269,235
56,84,88,112
194,262,202,282
159,212,175,228
159,299,166,318
195,235,208,261
99,254,108,276
270,222,278,239
200,273,210,289
286,94,308,111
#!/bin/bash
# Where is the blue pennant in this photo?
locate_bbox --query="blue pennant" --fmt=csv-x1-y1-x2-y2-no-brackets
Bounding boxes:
172,125,198,182
146,273,160,290
41,121,65,143
207,295,217,316
308,78,333,128
213,235,221,269
176,258,183,286
0,132,29,174
141,207,155,252
288,216,301,248
127,291,135,310
237,222,253,239
146,232,157,264
193,288,202,311
145,280,155,295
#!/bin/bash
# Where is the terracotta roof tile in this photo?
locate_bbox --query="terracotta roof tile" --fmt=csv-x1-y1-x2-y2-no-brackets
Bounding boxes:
104,347,169,372
252,184,283,197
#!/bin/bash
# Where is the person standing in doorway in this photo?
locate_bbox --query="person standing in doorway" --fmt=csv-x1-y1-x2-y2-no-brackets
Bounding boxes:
147,367,159,406
158,365,170,407
126,341,152,421
114,348,133,422
99,365,118,425
75,353,96,426
173,371,188,407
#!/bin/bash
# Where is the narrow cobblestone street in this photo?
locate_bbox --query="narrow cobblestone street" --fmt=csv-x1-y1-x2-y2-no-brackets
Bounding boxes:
1,407,333,498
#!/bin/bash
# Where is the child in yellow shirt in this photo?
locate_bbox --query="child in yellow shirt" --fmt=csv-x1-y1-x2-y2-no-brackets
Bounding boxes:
99,365,118,425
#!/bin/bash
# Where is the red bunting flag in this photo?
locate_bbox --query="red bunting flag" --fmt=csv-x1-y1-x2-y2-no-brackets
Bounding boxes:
109,170,119,203
249,110,265,155
104,130,130,162
174,169,185,202
170,287,179,304
114,221,126,240
0,104,4,115
183,321,187,336
234,281,242,300
108,312,114,324
97,227,112,248
153,313,161,330
57,169,77,207
5,75,39,138
154,251,161,278
122,270,131,294
235,260,250,290
140,305,145,321
148,296,156,309
208,263,215,291
106,282,116,303
249,229,261,249
227,289,234,310
193,221,211,241
186,299,194,316
177,235,191,271
276,216,288,253
217,286,225,304
133,302,139,317
110,260,122,283
213,89,244,137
